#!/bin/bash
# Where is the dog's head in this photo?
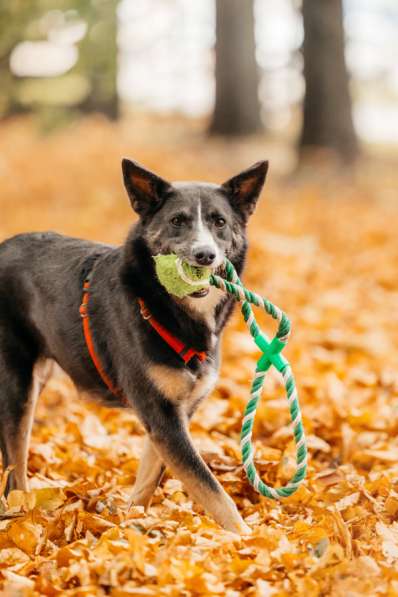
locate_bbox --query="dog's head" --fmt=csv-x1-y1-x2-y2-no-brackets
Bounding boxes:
122,158,268,274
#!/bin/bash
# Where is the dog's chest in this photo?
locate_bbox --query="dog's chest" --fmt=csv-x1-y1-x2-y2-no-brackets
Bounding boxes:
147,361,218,406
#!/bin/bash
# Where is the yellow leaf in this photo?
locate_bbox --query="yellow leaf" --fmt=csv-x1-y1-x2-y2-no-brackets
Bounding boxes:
8,520,43,556
33,488,66,511
6,490,35,511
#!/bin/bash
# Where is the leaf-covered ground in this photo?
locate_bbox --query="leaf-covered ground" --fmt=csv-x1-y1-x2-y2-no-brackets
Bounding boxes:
1,117,398,596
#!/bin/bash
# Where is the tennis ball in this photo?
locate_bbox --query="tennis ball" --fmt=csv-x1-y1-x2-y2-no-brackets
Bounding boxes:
154,253,211,298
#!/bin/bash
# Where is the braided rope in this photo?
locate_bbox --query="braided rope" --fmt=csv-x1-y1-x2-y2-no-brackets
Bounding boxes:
209,259,307,499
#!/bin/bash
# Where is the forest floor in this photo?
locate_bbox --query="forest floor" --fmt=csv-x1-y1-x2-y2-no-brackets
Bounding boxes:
1,115,398,596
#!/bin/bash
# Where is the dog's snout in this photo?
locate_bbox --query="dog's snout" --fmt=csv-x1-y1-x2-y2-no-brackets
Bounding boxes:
193,247,216,266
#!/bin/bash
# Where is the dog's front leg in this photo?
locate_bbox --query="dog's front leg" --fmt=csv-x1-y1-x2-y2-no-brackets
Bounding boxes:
130,398,203,509
143,403,250,534
130,436,165,509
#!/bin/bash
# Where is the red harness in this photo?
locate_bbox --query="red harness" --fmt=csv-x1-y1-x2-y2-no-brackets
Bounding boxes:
79,278,206,404
137,299,207,365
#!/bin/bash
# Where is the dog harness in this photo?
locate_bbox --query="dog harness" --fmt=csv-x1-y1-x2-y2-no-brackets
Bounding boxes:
137,299,207,364
79,274,207,405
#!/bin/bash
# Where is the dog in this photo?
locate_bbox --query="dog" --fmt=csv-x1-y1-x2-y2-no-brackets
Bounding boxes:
0,158,268,533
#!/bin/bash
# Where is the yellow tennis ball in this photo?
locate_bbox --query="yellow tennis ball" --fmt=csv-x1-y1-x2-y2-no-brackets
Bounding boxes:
154,254,211,298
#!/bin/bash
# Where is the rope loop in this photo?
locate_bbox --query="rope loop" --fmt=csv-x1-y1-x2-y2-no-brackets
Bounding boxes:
209,259,307,499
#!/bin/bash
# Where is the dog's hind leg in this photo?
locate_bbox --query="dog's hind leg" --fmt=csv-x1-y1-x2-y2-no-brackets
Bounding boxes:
0,355,52,494
0,367,35,493
143,403,250,534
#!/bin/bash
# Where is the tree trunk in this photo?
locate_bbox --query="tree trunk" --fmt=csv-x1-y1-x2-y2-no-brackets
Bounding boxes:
78,0,119,120
0,0,37,120
210,0,262,136
0,52,23,119
300,0,358,161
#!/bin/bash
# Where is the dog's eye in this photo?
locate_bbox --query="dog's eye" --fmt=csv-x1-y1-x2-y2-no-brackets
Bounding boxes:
171,215,185,227
214,216,226,229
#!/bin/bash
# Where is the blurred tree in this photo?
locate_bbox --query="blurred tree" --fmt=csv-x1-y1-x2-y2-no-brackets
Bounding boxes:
210,0,262,136
77,0,119,120
0,1,37,118
0,0,119,122
300,0,358,161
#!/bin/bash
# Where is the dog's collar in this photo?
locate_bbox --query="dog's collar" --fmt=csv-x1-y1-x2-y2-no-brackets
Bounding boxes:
79,269,207,404
137,298,207,365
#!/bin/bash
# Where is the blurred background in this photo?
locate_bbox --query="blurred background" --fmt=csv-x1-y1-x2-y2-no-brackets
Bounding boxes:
1,0,398,165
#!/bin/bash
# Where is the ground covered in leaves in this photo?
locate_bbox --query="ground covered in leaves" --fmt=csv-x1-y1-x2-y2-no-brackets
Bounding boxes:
1,116,398,596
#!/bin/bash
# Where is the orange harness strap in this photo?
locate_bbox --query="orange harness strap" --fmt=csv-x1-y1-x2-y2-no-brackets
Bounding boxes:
79,281,207,404
80,280,127,404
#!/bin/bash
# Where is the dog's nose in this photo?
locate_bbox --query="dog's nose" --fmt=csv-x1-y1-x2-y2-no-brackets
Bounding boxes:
193,247,216,266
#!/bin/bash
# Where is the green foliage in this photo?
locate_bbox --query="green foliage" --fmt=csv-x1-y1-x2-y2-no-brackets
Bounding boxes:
77,0,119,119
17,74,90,107
0,0,119,122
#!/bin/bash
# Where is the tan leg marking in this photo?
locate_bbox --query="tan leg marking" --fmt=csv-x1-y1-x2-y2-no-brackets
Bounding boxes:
147,364,195,402
185,472,251,534
8,359,54,491
129,437,165,509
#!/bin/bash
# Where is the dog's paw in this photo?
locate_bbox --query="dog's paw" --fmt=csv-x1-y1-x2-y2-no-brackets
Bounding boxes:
222,517,252,536
235,520,252,536
127,491,151,511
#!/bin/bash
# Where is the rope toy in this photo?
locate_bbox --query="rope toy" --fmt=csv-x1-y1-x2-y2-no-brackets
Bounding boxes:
154,254,307,498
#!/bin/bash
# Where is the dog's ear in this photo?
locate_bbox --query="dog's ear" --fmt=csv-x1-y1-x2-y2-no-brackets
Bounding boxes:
222,161,269,221
122,158,171,216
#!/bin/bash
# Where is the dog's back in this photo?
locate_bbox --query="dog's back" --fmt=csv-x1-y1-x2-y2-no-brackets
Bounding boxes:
0,231,109,341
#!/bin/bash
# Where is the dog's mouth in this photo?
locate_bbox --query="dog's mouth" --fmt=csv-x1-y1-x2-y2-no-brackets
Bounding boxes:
190,288,210,299
184,263,226,299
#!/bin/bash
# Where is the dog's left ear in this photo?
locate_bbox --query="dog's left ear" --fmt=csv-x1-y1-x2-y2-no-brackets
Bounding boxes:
122,158,171,216
222,161,269,221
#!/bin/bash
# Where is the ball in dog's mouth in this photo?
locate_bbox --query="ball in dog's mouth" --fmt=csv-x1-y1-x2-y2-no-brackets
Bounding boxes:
153,254,213,298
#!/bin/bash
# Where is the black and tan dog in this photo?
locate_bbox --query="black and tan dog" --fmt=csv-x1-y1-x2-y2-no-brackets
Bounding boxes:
0,158,268,533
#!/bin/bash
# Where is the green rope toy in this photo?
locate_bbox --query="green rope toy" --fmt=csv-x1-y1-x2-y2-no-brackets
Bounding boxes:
155,254,307,499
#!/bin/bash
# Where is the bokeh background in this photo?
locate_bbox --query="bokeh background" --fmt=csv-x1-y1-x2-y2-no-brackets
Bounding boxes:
2,0,398,158
1,2,398,595
1,0,397,236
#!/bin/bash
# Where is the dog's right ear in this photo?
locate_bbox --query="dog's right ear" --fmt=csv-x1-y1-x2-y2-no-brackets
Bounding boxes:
122,159,171,217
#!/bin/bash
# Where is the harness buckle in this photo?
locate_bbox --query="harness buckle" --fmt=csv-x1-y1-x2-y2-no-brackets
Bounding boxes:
138,299,152,320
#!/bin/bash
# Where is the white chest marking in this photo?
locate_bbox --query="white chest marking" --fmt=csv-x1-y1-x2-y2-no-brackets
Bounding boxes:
184,285,224,329
192,366,218,401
